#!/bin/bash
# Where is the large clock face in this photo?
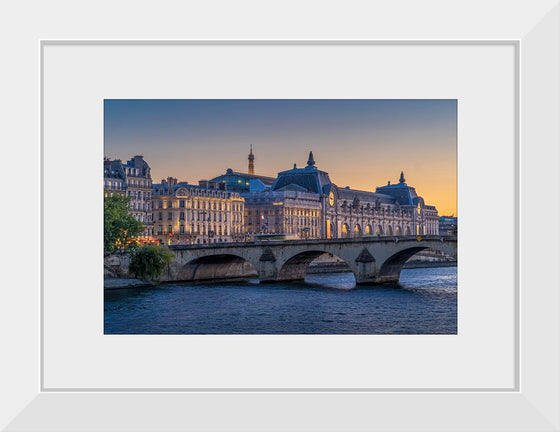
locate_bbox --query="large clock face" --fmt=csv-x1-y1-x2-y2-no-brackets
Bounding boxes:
329,191,335,206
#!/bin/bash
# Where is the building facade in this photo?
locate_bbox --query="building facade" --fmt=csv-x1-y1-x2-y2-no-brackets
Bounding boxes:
105,150,441,244
151,177,245,245
438,216,457,236
243,190,322,238
103,158,126,196
241,152,440,239
373,171,440,236
104,155,153,236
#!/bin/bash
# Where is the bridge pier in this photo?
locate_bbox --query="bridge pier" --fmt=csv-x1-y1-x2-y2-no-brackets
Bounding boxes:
369,274,400,285
355,275,379,285
258,247,279,283
354,247,378,285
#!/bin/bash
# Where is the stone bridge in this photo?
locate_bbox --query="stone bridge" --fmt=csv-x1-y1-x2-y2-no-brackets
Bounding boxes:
162,236,457,285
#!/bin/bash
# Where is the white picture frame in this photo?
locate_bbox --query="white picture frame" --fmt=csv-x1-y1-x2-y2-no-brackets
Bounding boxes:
2,1,559,430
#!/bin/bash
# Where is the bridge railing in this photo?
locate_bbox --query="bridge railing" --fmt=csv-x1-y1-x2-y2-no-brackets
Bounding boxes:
167,235,457,251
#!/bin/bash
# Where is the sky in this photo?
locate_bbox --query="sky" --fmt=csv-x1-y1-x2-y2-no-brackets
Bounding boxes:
104,99,457,216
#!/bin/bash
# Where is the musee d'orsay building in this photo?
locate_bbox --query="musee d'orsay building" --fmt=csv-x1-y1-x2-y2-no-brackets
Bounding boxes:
212,150,440,240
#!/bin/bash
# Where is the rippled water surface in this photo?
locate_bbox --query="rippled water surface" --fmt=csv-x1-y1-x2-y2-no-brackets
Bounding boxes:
104,267,457,334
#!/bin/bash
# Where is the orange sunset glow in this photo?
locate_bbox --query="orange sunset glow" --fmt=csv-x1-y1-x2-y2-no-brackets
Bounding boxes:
105,99,457,216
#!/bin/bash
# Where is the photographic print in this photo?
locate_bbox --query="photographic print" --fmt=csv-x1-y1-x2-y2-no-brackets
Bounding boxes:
103,99,457,334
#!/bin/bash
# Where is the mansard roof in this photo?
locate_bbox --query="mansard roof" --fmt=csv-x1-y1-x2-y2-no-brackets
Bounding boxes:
336,187,397,205
271,164,333,194
152,182,239,198
267,156,434,210
211,169,276,185
103,159,126,179
375,180,420,206
275,183,310,193
124,155,151,177
105,156,151,179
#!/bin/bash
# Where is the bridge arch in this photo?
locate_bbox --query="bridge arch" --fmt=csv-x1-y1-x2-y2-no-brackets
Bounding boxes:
175,253,258,282
276,250,356,284
377,243,456,284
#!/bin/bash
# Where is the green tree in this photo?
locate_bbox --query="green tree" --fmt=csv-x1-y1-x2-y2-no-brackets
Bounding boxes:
128,245,174,282
104,194,145,254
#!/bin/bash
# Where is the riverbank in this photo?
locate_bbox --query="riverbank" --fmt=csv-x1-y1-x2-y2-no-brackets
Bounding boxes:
104,278,154,290
104,276,257,290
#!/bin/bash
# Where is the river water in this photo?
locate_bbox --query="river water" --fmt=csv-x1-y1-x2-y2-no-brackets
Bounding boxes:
104,266,457,335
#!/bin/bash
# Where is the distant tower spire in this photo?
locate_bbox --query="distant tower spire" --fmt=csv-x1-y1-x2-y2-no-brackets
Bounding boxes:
399,171,406,184
248,145,255,175
307,151,316,167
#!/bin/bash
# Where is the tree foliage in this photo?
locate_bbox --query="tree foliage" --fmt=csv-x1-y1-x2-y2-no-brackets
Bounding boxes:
128,246,174,282
104,194,145,254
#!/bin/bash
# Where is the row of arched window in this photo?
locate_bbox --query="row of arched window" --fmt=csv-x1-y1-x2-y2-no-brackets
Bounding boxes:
338,223,414,237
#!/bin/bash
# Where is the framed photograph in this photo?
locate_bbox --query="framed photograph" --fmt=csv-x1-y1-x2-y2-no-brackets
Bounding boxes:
103,98,458,336
2,2,559,431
